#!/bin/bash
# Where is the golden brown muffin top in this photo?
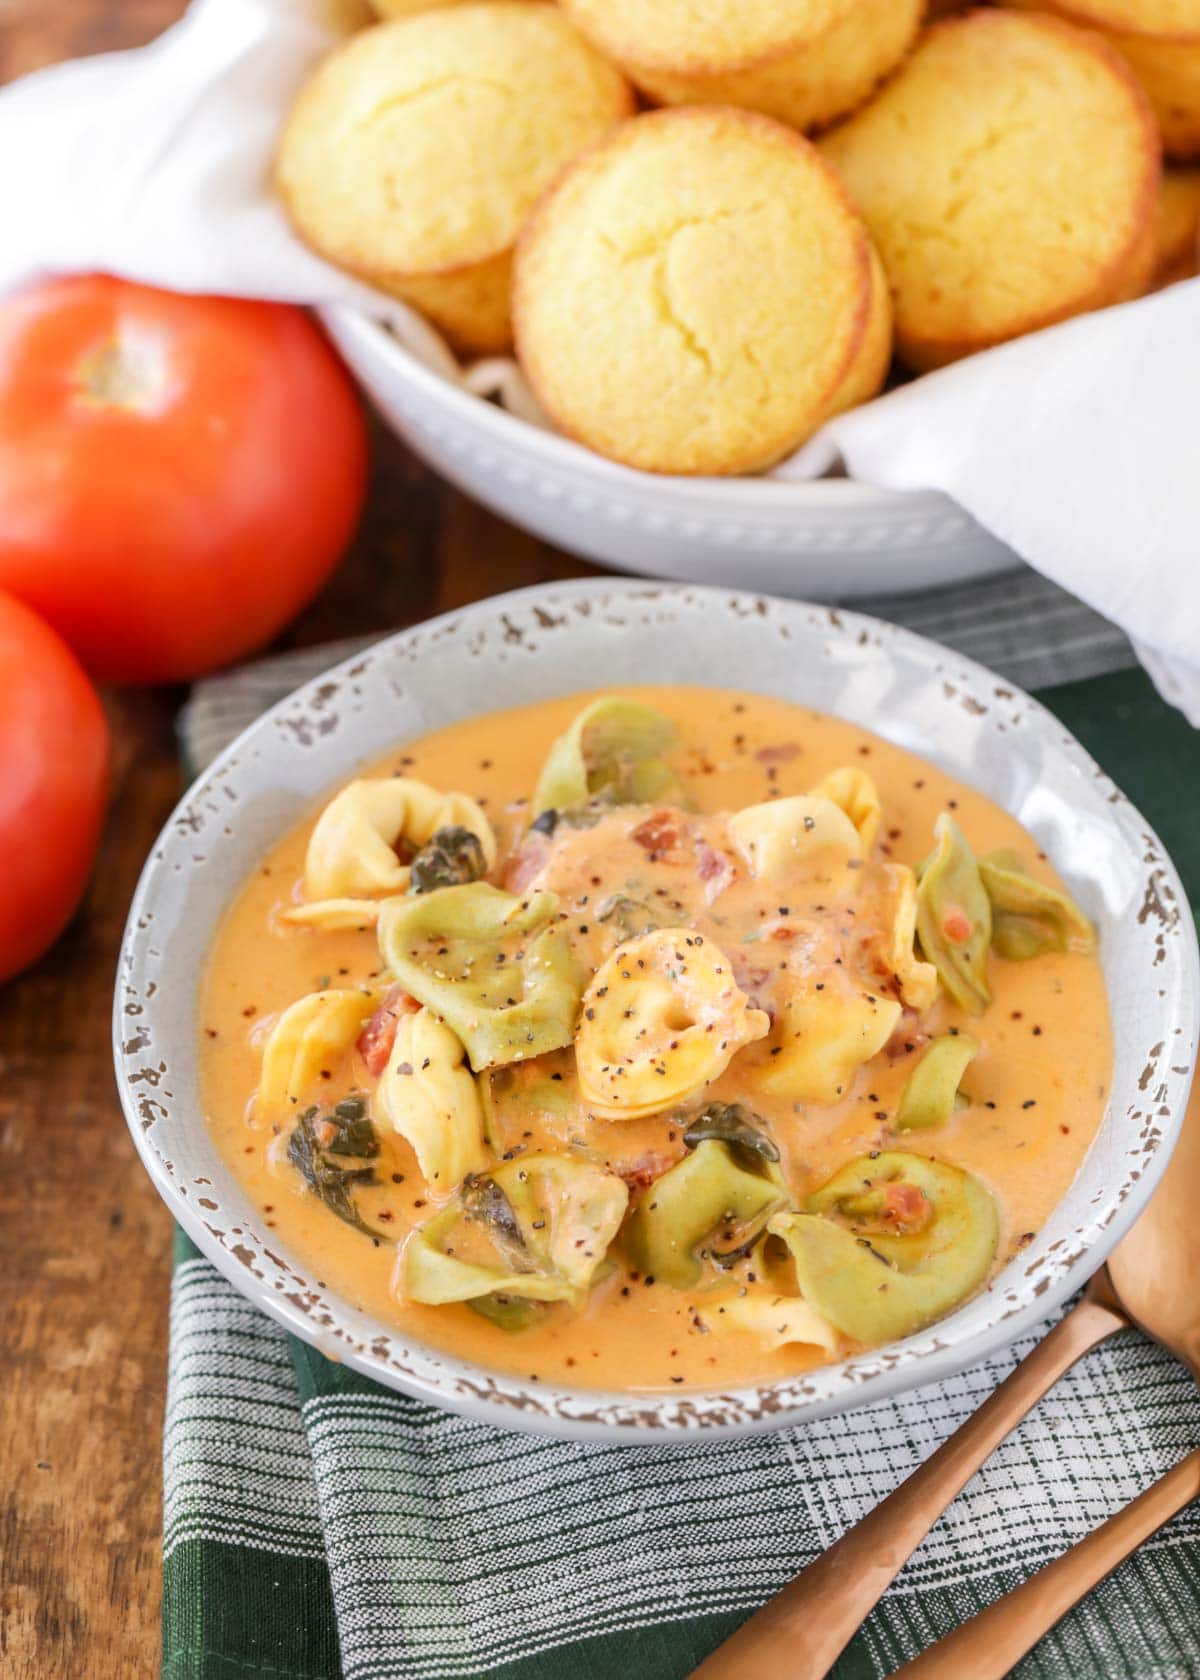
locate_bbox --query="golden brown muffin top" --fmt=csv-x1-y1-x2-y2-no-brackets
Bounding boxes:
820,9,1159,365
278,3,631,280
1021,0,1200,40
560,0,860,77
514,106,873,476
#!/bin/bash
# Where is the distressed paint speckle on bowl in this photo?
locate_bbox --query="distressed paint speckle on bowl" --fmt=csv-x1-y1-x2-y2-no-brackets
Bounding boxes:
114,582,1198,1441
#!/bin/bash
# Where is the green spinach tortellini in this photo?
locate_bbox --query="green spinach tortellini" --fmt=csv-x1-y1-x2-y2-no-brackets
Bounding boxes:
916,814,993,1015
403,1154,628,1322
979,850,1096,960
532,697,685,818
769,1151,998,1345
895,1034,978,1131
623,1138,787,1289
378,883,583,1071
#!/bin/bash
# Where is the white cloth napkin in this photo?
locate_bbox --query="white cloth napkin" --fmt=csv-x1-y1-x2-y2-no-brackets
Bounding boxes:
3,0,1198,715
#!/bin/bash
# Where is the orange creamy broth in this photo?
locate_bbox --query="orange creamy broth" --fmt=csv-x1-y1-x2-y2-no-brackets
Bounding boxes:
199,685,1112,1391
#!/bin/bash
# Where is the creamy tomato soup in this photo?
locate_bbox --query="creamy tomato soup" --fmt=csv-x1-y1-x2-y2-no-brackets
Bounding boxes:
200,687,1111,1391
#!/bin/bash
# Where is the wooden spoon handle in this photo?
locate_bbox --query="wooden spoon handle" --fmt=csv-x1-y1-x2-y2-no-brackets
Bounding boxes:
688,1293,1126,1680
889,1446,1200,1679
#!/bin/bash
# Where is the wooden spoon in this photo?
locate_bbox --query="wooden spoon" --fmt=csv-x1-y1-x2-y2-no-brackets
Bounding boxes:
688,1078,1200,1680
687,1273,1128,1680
887,1078,1200,1678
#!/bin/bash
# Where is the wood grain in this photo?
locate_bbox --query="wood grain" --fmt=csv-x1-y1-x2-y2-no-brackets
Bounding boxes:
0,7,596,1675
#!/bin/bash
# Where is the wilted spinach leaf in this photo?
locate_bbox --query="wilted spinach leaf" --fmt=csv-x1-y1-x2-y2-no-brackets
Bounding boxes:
683,1102,780,1165
704,1233,762,1271
288,1104,384,1239
596,894,661,941
461,1173,528,1266
554,799,616,831
321,1095,379,1158
409,826,487,894
468,1293,545,1332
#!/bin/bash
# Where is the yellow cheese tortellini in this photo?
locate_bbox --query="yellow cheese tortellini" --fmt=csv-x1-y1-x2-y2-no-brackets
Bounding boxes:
808,767,882,851
282,897,398,932
727,794,864,890
756,974,901,1104
769,1152,999,1346
403,1154,628,1318
374,1007,489,1192
255,988,376,1115
378,883,583,1071
881,862,939,1013
285,777,496,926
575,929,769,1118
532,697,684,819
726,768,881,889
697,1291,839,1353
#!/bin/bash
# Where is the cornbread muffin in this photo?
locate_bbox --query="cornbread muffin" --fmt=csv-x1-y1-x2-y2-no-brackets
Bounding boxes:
560,0,922,133
277,4,632,352
1002,1,1200,158
1154,166,1200,282
825,240,892,419
820,10,1160,371
513,107,879,476
368,0,529,14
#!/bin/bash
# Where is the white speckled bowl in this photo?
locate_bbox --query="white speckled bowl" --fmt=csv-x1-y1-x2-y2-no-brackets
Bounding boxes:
114,582,1197,1441
319,306,1018,596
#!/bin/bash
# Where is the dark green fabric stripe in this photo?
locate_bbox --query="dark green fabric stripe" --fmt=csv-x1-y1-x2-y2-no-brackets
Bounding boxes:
1038,665,1200,911
162,1538,340,1680
164,1231,339,1679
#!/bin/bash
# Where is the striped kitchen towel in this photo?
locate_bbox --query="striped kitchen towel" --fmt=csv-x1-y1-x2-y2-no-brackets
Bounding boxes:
166,605,1200,1680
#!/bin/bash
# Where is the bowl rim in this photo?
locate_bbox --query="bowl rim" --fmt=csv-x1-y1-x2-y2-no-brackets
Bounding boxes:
320,303,966,515
114,579,1198,1441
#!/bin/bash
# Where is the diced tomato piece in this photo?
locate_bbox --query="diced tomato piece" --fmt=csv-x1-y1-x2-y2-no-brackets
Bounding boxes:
503,831,550,893
357,985,418,1077
942,904,972,943
697,843,726,880
879,1181,931,1231
754,742,800,765
617,1148,685,1192
631,811,684,856
885,1011,930,1059
732,958,771,993
697,842,736,902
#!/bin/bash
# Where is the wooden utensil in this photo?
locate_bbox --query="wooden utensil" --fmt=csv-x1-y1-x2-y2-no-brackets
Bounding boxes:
689,1077,1199,1680
687,1275,1128,1680
888,1078,1200,1678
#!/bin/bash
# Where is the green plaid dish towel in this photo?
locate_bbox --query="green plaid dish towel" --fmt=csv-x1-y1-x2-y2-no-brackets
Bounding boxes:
166,574,1200,1680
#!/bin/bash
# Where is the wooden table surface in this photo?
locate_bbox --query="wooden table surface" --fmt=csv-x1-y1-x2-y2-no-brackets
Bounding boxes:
0,7,596,1674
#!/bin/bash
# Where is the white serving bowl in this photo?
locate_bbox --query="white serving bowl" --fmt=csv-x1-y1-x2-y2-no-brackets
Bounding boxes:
319,305,1017,597
115,581,1197,1441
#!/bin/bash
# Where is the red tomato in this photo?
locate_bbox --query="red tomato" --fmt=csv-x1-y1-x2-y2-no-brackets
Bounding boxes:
0,275,368,683
0,591,109,983
357,986,419,1078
